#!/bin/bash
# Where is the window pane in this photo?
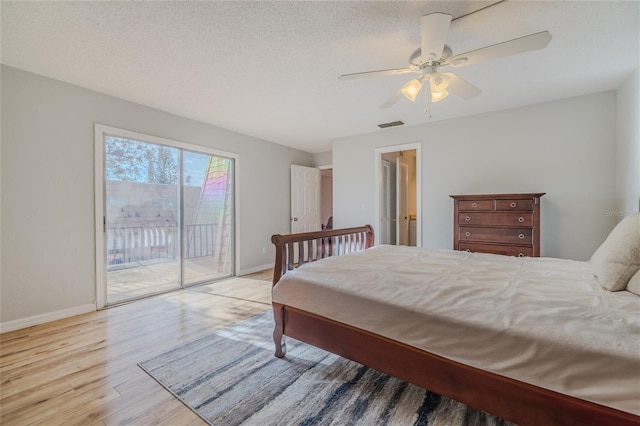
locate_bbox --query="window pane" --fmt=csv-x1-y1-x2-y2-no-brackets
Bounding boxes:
105,136,180,303
183,151,234,285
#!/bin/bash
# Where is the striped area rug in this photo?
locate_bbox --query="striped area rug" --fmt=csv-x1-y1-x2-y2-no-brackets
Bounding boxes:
139,312,512,426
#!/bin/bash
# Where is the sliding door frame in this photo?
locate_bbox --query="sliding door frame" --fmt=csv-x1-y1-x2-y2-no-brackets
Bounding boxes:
94,124,240,309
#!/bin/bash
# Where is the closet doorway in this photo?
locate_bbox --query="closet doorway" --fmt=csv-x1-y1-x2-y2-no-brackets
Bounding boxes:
375,143,421,247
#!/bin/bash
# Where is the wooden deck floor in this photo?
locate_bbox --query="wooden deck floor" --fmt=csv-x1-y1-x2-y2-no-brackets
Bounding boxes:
107,257,234,304
0,270,273,425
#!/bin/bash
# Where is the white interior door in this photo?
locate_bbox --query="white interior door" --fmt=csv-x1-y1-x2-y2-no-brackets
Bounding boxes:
291,165,320,233
396,158,409,246
380,160,391,244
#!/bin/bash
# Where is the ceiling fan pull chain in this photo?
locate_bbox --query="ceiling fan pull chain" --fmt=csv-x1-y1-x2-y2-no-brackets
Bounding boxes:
424,80,432,119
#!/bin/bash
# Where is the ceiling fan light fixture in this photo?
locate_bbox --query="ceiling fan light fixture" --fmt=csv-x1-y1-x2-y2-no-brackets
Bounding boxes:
401,78,422,101
431,90,449,103
429,72,450,93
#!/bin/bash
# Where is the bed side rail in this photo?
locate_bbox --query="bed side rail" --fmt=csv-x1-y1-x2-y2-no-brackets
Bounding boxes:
271,224,374,286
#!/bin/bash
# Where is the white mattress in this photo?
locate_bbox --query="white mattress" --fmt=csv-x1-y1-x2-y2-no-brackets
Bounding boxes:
272,245,640,415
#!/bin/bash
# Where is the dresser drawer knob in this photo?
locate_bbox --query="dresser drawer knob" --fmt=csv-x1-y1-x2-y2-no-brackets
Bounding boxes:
472,202,478,208
518,216,525,223
465,216,471,222
518,253,525,257
518,233,525,239
465,232,471,237
510,202,517,208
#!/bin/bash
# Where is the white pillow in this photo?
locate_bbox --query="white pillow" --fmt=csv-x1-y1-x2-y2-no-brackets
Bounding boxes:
590,212,640,292
626,269,640,296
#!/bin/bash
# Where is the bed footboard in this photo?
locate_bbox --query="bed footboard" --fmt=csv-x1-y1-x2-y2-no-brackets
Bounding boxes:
270,224,374,286
270,225,374,358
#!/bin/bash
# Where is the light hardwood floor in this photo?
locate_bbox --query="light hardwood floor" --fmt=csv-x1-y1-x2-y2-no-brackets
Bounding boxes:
0,271,273,425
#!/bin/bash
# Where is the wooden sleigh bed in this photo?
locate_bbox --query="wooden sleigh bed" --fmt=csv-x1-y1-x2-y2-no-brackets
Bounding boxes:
270,225,640,426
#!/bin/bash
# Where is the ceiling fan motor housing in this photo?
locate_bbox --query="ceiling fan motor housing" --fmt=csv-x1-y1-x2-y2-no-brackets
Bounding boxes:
409,45,453,68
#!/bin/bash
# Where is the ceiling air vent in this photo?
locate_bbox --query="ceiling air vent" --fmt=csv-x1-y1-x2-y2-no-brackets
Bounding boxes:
378,120,404,129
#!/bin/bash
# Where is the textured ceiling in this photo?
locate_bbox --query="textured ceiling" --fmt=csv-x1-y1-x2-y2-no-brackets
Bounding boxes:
2,1,638,153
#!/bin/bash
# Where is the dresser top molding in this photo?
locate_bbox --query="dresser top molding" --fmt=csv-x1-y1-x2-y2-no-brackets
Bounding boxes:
450,193,546,200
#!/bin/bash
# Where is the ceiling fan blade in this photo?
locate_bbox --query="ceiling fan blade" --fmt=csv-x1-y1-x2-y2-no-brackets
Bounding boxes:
445,31,552,68
421,13,452,63
444,72,481,100
338,68,418,81
380,90,404,109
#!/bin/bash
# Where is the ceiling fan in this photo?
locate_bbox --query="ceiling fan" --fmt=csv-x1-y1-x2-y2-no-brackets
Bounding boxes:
339,13,552,112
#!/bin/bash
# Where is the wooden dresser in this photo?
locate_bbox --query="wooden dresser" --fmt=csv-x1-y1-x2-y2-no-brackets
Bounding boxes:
450,193,545,257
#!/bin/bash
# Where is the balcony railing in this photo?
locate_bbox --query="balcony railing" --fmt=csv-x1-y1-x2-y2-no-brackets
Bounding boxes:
185,223,217,259
106,224,218,266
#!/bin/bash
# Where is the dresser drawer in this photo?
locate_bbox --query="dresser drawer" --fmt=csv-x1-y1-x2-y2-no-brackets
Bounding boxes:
459,243,534,257
495,199,533,211
458,200,494,211
459,227,533,245
458,212,533,227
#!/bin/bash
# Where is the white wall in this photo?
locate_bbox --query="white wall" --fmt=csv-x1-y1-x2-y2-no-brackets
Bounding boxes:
0,65,312,326
312,151,332,167
616,68,640,217
333,91,619,261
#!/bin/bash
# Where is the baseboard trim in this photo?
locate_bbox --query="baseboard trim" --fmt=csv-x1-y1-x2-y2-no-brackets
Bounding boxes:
238,263,272,276
0,303,97,334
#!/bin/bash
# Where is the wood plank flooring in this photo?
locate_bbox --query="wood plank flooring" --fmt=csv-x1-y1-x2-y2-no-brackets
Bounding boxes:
0,270,273,425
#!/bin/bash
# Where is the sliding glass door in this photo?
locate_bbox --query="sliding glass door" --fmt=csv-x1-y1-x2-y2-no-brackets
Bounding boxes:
101,131,235,305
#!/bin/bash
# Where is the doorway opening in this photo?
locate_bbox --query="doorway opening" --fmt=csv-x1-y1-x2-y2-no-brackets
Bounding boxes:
319,167,333,230
289,164,332,234
375,143,421,247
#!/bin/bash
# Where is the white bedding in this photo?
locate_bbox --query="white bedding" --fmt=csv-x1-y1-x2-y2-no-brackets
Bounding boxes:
272,245,640,415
